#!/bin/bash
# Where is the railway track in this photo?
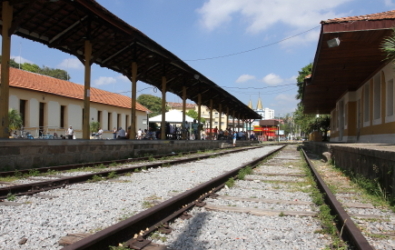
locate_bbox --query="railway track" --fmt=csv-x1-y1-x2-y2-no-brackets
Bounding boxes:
0,145,283,250
304,149,395,250
2,144,390,250
0,145,262,199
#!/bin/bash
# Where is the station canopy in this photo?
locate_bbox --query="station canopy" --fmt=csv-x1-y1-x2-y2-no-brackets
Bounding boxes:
303,10,395,114
1,0,261,119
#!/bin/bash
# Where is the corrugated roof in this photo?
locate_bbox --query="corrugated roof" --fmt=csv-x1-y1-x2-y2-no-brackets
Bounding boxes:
323,9,395,24
6,66,149,112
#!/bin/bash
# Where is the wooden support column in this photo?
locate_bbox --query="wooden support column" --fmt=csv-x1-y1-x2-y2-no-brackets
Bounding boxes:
161,76,167,140
130,62,138,139
232,111,235,131
218,104,222,131
209,99,213,140
237,114,240,132
0,1,13,139
82,40,92,139
226,107,229,130
197,94,201,140
182,86,186,140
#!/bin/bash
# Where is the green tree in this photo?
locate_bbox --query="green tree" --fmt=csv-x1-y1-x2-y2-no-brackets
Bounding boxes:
8,108,23,136
137,94,168,117
381,28,395,62
0,55,20,68
293,63,324,138
90,121,100,133
296,63,312,100
0,55,71,80
186,109,206,124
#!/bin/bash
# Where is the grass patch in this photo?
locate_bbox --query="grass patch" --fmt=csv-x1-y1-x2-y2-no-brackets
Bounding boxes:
225,177,235,188
150,231,167,242
237,166,253,180
89,175,104,182
7,192,16,201
107,171,118,179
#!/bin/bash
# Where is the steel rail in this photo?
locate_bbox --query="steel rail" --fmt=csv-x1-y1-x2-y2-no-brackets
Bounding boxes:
301,149,373,250
62,145,286,250
0,145,263,199
0,145,262,178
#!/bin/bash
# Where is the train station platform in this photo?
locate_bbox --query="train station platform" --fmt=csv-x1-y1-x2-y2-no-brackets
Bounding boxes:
303,142,395,198
0,139,260,171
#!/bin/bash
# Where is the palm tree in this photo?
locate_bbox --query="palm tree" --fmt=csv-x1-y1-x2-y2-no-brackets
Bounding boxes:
8,108,23,136
381,28,395,62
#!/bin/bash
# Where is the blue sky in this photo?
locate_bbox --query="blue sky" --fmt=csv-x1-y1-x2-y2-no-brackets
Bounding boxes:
6,0,395,117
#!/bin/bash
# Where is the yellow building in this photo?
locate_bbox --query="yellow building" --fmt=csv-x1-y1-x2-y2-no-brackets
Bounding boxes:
6,66,149,138
304,10,395,143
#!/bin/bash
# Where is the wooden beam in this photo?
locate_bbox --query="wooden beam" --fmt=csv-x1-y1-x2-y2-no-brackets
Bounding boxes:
82,40,92,139
0,1,13,139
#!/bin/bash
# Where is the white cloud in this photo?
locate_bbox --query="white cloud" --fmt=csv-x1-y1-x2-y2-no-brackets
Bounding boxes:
236,74,255,83
117,74,129,82
262,73,283,85
94,76,117,86
384,0,395,6
58,58,83,70
11,56,33,64
197,0,353,33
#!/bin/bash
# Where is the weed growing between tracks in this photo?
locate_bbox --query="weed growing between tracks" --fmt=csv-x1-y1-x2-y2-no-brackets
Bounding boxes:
299,152,348,249
6,192,16,201
329,162,395,211
237,166,253,180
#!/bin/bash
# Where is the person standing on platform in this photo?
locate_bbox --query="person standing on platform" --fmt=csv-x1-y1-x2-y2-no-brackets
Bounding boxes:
67,125,74,140
112,127,117,139
117,127,126,139
183,121,190,140
233,130,237,147
192,119,198,140
137,128,142,140
213,126,218,140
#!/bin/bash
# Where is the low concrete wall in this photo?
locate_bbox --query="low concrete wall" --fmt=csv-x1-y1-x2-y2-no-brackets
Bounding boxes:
0,139,259,171
304,142,395,199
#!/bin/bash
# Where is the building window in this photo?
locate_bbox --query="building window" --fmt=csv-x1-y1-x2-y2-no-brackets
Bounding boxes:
19,100,26,127
364,83,369,123
117,114,121,129
60,105,66,128
373,74,381,121
39,102,45,136
108,112,112,130
98,111,102,126
387,79,394,117
126,115,129,130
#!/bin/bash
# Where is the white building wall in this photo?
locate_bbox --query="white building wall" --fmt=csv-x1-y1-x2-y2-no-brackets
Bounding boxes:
68,104,82,130
102,110,108,130
9,95,19,110
112,112,118,129
48,101,60,128
90,107,97,122
29,98,39,128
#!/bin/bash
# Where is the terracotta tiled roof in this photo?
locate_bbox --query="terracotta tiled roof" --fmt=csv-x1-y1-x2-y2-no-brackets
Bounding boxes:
6,66,149,112
167,102,196,109
323,10,395,24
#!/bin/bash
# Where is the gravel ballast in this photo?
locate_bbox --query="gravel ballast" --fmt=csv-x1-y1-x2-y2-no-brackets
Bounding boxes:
0,145,280,250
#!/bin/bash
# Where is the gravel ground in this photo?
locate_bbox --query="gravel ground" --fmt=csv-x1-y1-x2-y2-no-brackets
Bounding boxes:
0,145,280,250
150,145,331,250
